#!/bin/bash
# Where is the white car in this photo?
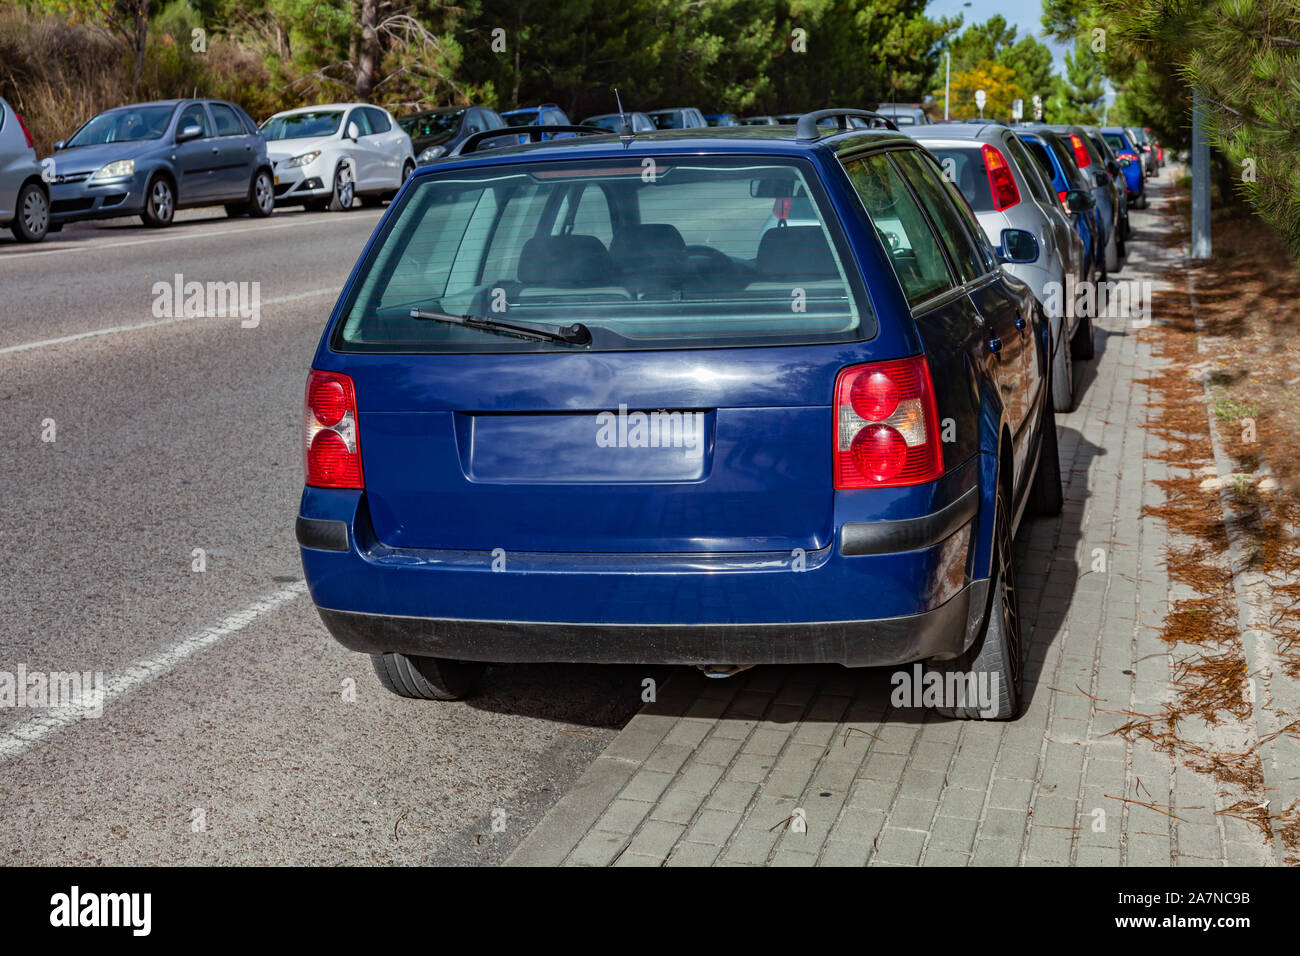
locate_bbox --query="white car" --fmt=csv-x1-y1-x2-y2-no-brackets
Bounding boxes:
260,104,414,211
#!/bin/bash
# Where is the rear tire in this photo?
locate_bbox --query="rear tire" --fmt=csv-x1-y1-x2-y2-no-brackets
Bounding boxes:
1050,318,1074,412
370,652,485,701
935,485,1023,720
1104,229,1118,274
248,169,274,218
1071,303,1092,358
1029,398,1064,517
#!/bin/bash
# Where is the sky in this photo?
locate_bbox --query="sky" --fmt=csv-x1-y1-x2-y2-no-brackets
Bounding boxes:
926,0,1072,73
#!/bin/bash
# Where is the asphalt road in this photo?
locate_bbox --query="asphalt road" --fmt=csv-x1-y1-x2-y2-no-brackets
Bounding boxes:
0,206,650,865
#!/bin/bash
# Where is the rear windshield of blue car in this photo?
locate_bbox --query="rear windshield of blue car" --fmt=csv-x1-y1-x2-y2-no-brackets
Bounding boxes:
333,156,875,353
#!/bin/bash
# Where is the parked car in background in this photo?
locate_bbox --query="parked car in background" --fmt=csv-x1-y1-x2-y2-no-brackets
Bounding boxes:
1082,125,1131,243
298,109,1062,719
645,107,708,129
1016,127,1101,361
1018,125,1112,282
1126,126,1158,177
581,111,656,133
704,113,740,126
501,103,578,141
399,105,511,163
0,97,49,242
262,104,413,211
45,99,273,229
873,103,930,126
1100,126,1146,208
908,122,1088,410
1043,124,1122,276
740,115,779,125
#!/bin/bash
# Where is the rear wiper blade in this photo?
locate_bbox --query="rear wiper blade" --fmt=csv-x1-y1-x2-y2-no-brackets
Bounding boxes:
410,308,591,345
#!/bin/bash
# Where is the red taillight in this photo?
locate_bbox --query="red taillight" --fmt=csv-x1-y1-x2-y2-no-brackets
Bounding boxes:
15,111,34,149
1057,189,1070,212
834,357,943,489
981,144,1020,211
1118,152,1138,163
1068,134,1091,169
1156,145,1164,161
304,369,363,488
772,197,792,221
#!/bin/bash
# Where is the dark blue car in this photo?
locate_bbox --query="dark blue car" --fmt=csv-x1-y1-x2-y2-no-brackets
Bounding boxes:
297,111,1063,719
1101,127,1146,208
1017,129,1102,293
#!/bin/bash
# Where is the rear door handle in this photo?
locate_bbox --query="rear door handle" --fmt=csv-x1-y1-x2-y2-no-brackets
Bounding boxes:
1015,316,1027,332
988,336,1002,354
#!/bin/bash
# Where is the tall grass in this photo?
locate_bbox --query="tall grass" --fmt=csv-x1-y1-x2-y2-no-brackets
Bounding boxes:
0,5,300,156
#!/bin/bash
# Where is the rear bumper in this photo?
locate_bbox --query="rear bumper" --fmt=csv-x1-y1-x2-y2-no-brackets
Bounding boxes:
298,459,990,667
313,579,987,667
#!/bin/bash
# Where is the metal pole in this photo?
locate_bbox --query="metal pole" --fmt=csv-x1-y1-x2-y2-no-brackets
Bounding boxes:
1191,90,1211,258
944,51,950,121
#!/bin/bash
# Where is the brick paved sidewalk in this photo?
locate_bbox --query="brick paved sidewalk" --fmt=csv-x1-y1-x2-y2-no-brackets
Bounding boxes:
506,176,1279,867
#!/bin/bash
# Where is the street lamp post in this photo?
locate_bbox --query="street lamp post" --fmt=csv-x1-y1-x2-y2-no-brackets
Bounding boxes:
944,51,950,121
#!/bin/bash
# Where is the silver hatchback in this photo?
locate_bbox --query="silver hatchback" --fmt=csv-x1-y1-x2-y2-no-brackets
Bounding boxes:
907,122,1088,411
0,97,50,243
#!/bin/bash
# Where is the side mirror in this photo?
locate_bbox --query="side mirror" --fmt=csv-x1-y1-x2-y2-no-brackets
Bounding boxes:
175,125,202,143
1106,160,1120,177
346,122,360,141
1118,158,1132,168
997,228,1039,264
1094,171,1108,188
1066,189,1096,213
53,140,65,151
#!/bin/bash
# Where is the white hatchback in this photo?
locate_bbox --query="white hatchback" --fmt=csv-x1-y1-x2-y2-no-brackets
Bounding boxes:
260,104,415,211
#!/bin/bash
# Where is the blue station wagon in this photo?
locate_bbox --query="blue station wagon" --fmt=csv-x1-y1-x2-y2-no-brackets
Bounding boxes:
297,111,1063,719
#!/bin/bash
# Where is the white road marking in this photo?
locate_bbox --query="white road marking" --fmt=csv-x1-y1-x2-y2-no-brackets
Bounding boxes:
0,287,337,356
0,581,308,763
0,212,380,263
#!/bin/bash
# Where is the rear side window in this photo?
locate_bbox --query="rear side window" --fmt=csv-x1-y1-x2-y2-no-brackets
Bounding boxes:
925,146,993,211
1003,135,1054,207
210,103,244,137
1021,137,1059,189
892,150,987,284
348,109,373,136
844,153,954,307
1103,133,1129,154
335,157,874,352
364,107,391,133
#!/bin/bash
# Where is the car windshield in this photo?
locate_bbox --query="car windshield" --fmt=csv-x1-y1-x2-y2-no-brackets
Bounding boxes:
890,115,916,126
400,111,462,140
260,111,342,140
335,156,873,353
583,116,621,131
66,105,174,147
503,113,537,128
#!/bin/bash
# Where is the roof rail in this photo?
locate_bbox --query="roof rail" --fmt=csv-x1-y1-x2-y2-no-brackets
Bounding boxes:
449,124,609,157
795,109,898,140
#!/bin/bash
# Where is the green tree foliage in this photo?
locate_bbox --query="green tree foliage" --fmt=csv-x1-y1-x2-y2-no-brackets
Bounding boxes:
1045,33,1104,123
939,13,1056,112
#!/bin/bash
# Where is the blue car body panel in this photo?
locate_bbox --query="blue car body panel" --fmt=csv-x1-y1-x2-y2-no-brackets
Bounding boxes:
1101,127,1144,197
1017,130,1100,279
299,129,1050,667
